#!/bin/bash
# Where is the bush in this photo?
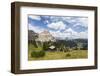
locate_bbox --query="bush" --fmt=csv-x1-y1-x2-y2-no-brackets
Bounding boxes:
31,51,45,58
66,53,71,57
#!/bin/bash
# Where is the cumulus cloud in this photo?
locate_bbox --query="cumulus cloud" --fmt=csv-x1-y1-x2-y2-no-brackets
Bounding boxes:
64,28,77,34
73,17,88,28
47,21,66,30
43,20,49,24
28,15,41,20
65,28,87,39
50,30,68,40
49,16,60,22
28,15,88,39
63,28,78,39
28,24,44,33
49,28,76,39
61,17,88,28
62,17,72,20
50,28,87,39
77,31,88,39
78,17,88,27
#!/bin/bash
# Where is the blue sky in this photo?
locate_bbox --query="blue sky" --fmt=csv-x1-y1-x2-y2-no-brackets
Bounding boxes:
28,15,88,39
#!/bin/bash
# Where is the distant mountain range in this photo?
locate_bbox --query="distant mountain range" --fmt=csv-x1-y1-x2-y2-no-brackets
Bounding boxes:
28,30,55,42
28,30,88,49
28,30,88,42
28,30,38,41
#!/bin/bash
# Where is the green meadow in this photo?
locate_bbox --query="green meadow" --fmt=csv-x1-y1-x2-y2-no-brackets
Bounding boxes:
28,43,88,60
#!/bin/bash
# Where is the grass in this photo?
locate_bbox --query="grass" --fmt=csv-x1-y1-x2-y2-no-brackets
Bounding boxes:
28,44,88,60
28,43,88,60
28,43,43,51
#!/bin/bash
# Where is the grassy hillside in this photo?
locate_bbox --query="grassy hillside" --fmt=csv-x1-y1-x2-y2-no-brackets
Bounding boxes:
28,44,88,60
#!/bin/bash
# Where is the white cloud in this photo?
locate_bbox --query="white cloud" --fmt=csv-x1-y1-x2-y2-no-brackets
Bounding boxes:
62,17,76,23
50,16,59,22
79,17,88,27
63,28,78,39
62,17,72,20
47,21,66,30
28,15,41,20
44,20,49,24
61,17,88,28
77,31,88,39
50,28,87,39
65,28,87,39
48,16,88,28
50,28,76,39
64,28,77,35
73,17,88,28
50,30,68,39
28,24,44,33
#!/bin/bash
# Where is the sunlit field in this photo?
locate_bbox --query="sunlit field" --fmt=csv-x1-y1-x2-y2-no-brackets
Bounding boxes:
28,43,88,60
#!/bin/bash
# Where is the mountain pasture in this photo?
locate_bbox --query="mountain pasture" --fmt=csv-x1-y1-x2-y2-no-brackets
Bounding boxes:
28,30,88,60
28,43,88,60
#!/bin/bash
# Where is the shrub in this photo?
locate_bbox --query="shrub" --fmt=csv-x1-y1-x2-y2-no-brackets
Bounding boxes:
66,53,71,57
31,51,45,58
